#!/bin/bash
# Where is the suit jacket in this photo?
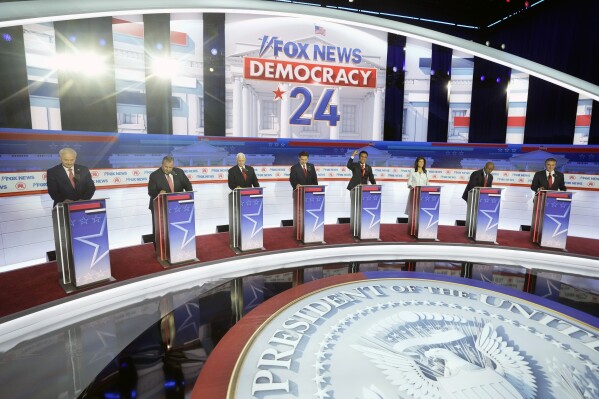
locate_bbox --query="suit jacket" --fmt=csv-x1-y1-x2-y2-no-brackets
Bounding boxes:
47,164,96,207
147,167,193,209
228,165,260,190
346,158,376,190
530,170,566,192
289,163,318,189
462,169,493,201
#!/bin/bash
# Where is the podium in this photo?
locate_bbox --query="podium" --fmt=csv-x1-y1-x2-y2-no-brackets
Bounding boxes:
465,187,503,243
531,190,573,249
153,192,198,266
229,187,264,253
408,186,441,239
350,184,382,240
52,198,114,293
294,185,326,244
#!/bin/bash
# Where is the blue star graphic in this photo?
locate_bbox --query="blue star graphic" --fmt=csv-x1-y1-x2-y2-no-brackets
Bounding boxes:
170,206,196,249
363,196,381,229
480,200,500,232
73,216,109,268
546,204,571,238
242,200,263,238
306,195,325,232
421,195,440,230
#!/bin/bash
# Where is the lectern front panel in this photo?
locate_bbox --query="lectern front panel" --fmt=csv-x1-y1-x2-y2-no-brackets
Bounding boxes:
166,192,196,263
239,188,264,251
67,199,111,286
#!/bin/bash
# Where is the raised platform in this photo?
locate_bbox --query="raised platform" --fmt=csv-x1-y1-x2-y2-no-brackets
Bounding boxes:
1,224,598,320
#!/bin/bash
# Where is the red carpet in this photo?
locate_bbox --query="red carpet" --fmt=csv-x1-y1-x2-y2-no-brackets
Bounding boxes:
0,224,597,319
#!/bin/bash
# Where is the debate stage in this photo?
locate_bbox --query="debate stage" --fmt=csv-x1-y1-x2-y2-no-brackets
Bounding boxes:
1,223,598,320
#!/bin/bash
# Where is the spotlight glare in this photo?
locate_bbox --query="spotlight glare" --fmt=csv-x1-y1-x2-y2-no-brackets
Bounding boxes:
152,57,180,78
480,75,486,81
51,52,107,76
210,48,218,56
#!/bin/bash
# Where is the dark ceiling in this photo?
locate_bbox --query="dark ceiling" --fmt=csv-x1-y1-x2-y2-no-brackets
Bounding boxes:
267,0,545,30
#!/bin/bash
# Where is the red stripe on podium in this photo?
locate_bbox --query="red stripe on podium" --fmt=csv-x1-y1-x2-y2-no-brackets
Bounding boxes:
167,194,191,201
304,187,324,192
69,202,102,211
241,189,261,195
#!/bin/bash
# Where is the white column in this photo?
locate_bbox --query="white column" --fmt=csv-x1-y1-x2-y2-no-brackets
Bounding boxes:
372,88,384,140
233,77,243,136
280,83,291,138
329,87,340,140
242,84,250,137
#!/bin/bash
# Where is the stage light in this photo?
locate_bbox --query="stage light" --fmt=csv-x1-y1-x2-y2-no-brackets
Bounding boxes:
1,33,12,42
211,48,218,56
155,42,163,50
496,77,501,83
480,75,486,81
485,41,490,46
209,67,214,72
152,57,179,78
430,69,435,76
51,52,107,76
392,66,398,73
524,1,529,7
98,38,107,46
68,35,76,43
501,43,506,50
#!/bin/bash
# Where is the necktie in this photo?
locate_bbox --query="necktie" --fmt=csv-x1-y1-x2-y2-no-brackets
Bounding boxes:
68,168,75,189
548,173,553,188
167,174,174,192
242,168,247,181
303,165,307,176
361,164,365,177
483,173,488,187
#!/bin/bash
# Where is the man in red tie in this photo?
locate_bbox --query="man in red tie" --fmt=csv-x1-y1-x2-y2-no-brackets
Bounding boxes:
531,157,567,192
228,152,260,190
148,155,193,244
289,151,319,189
47,147,96,207
346,149,376,190
461,161,495,201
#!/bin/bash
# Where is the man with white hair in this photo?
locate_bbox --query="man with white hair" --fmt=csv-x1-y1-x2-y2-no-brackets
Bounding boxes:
228,153,259,190
47,147,96,207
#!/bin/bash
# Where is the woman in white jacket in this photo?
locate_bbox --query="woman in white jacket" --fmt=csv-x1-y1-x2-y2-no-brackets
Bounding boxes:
406,156,429,215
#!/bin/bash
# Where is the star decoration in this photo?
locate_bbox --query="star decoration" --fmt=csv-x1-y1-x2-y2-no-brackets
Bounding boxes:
273,86,286,100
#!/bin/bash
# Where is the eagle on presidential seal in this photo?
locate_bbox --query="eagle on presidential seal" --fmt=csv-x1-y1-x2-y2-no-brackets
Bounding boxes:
352,311,537,399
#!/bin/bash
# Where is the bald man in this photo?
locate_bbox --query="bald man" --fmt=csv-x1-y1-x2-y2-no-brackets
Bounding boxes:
462,162,494,201
47,147,96,207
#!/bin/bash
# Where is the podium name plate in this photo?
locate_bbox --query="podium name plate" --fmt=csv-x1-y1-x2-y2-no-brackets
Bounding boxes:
294,185,325,244
466,187,503,243
531,190,572,249
53,199,112,291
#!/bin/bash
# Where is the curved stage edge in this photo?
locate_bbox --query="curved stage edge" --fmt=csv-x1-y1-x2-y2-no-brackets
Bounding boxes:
0,224,598,397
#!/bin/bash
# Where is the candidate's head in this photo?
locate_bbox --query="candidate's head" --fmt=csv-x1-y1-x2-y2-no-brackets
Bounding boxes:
161,155,174,175
59,148,77,169
414,156,426,170
236,153,246,168
359,151,368,164
544,158,557,173
298,151,309,166
484,162,495,174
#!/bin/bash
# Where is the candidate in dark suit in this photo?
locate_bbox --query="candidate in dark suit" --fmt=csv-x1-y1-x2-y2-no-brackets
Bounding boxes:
289,151,318,189
462,162,495,201
346,149,376,190
147,155,193,209
47,147,96,207
228,153,260,190
148,156,193,245
530,157,566,192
